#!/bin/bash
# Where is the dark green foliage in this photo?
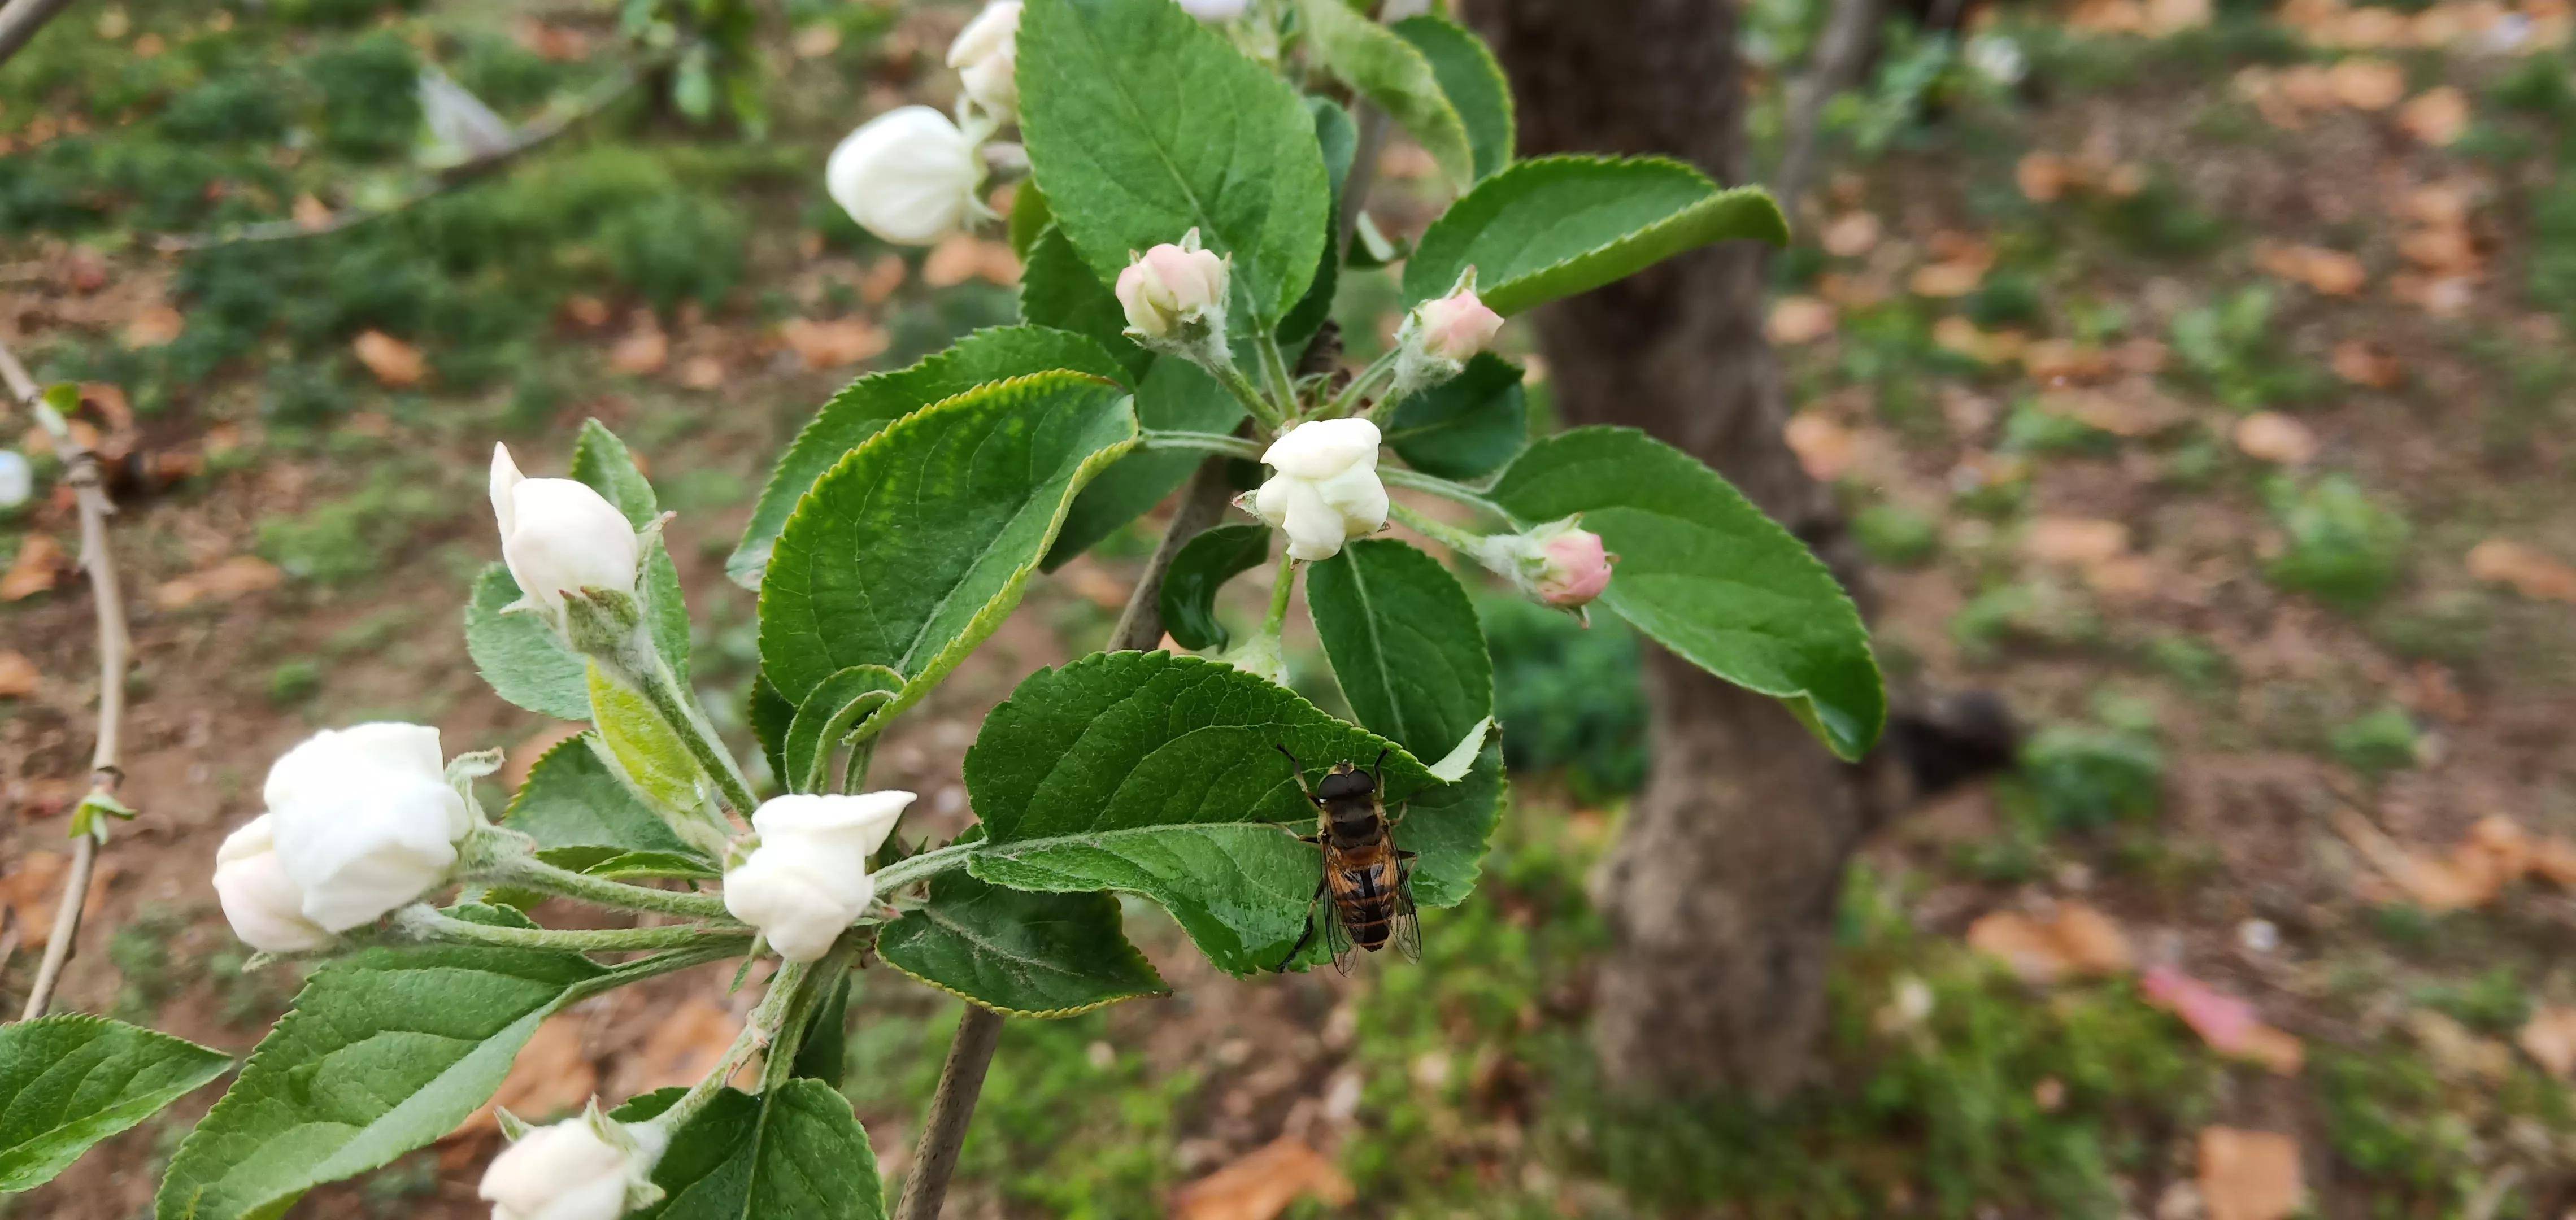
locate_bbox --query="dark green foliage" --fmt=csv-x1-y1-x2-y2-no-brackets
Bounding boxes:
2018,708,2164,831
1477,593,1646,799
2088,174,2227,260
1855,502,1941,567
2329,704,2419,778
303,33,423,160
2265,473,2410,611
598,194,750,311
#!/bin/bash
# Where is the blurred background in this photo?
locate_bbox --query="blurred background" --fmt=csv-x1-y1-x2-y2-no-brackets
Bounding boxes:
3,0,2575,1215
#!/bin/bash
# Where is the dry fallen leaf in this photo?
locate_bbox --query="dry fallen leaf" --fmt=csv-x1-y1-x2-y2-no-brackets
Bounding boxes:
2518,1005,2576,1078
124,304,185,348
2023,517,2130,567
1766,296,1838,346
1,852,66,947
922,234,1021,288
676,355,728,391
1909,260,1987,299
292,193,334,232
2234,412,2320,464
1967,903,2133,984
2397,86,2471,144
2021,339,2114,386
1820,211,1882,258
2017,152,2073,202
1783,413,1858,481
2198,1127,2305,1220
780,317,892,371
2330,338,2404,389
352,330,427,388
616,997,745,1097
0,650,36,699
1170,1137,1356,1220
1930,316,2025,365
2,534,67,602
562,295,613,329
2466,538,2576,604
608,324,670,376
155,555,285,609
2328,57,2407,109
2256,243,2367,296
859,255,910,305
2141,967,2304,1074
456,1016,598,1135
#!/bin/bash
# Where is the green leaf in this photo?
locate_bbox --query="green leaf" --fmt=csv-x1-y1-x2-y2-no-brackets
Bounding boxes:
749,674,795,789
1402,156,1789,314
1278,99,1357,351
1018,228,1152,382
790,974,850,1083
728,328,1133,587
880,871,1168,1016
588,664,709,814
464,564,590,722
757,372,1139,713
1384,353,1528,480
1042,357,1244,570
155,942,607,1220
628,1080,886,1220
503,734,705,862
1488,427,1884,760
570,419,692,683
963,651,1434,974
1007,181,1054,259
784,665,904,793
1157,523,1270,651
1019,0,1331,324
0,1016,230,1193
1298,0,1474,191
1390,15,1513,181
534,846,720,881
1304,538,1502,906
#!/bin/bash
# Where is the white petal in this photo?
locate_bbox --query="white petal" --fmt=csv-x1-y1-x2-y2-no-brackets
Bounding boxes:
1260,418,1381,480
213,849,334,953
490,444,524,539
825,107,981,247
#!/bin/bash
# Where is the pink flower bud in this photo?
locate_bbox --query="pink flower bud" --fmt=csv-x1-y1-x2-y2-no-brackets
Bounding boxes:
1115,233,1229,338
1413,285,1504,363
1534,528,1615,607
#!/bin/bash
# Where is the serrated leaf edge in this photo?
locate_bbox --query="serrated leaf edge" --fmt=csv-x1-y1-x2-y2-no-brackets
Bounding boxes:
1407,155,1790,313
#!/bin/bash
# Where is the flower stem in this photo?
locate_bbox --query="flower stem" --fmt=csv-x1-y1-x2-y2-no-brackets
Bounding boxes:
396,905,749,953
1209,359,1287,435
491,851,736,920
1325,347,1403,421
1387,500,1489,554
645,958,810,1137
1262,551,1299,639
867,840,978,895
1255,333,1299,418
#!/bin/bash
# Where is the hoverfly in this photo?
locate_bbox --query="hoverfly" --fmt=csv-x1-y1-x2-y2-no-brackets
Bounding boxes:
1274,747,1420,973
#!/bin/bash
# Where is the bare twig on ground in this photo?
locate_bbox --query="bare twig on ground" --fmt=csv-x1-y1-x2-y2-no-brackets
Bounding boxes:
1773,0,1885,216
1,339,133,1022
0,0,79,69
157,65,644,252
893,461,1235,1219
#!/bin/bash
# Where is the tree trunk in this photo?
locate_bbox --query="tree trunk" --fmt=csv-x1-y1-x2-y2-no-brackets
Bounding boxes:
1473,0,1874,1101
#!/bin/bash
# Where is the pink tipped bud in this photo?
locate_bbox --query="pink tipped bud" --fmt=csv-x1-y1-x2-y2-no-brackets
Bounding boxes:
1414,285,1504,363
1535,528,1616,607
1115,231,1229,338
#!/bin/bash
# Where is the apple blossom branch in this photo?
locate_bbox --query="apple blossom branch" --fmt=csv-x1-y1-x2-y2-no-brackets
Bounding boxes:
0,337,134,1022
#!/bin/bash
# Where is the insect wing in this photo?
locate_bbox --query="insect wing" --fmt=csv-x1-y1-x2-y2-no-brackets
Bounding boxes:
1391,856,1422,964
1319,877,1358,975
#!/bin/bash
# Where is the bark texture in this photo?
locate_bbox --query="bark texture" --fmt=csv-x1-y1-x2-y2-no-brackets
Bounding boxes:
1474,0,1876,1100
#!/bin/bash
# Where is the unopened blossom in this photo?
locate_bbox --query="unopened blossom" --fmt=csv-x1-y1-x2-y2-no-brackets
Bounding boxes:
1115,230,1230,342
480,1106,664,1220
825,106,984,246
211,814,335,953
1467,516,1617,613
490,445,641,614
948,2,1023,120
1250,418,1387,562
723,791,916,962
1178,0,1250,18
263,722,473,931
1392,269,1504,397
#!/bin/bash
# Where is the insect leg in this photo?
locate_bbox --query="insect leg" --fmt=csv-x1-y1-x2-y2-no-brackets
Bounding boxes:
1274,744,1317,801
1271,872,1330,971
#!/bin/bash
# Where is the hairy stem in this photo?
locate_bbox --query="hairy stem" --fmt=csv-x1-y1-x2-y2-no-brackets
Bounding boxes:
631,648,763,821
4,341,131,1022
1261,551,1299,640
1387,500,1490,554
646,958,810,1137
490,851,736,921
895,463,1234,1219
1209,358,1287,435
1325,347,1403,421
397,906,750,954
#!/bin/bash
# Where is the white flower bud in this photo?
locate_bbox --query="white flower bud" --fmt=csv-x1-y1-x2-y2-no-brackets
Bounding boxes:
212,815,335,953
263,723,472,931
490,445,642,615
825,106,984,247
1250,419,1387,562
1178,0,1249,19
480,1106,664,1220
1115,230,1230,341
948,2,1022,120
723,791,916,962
